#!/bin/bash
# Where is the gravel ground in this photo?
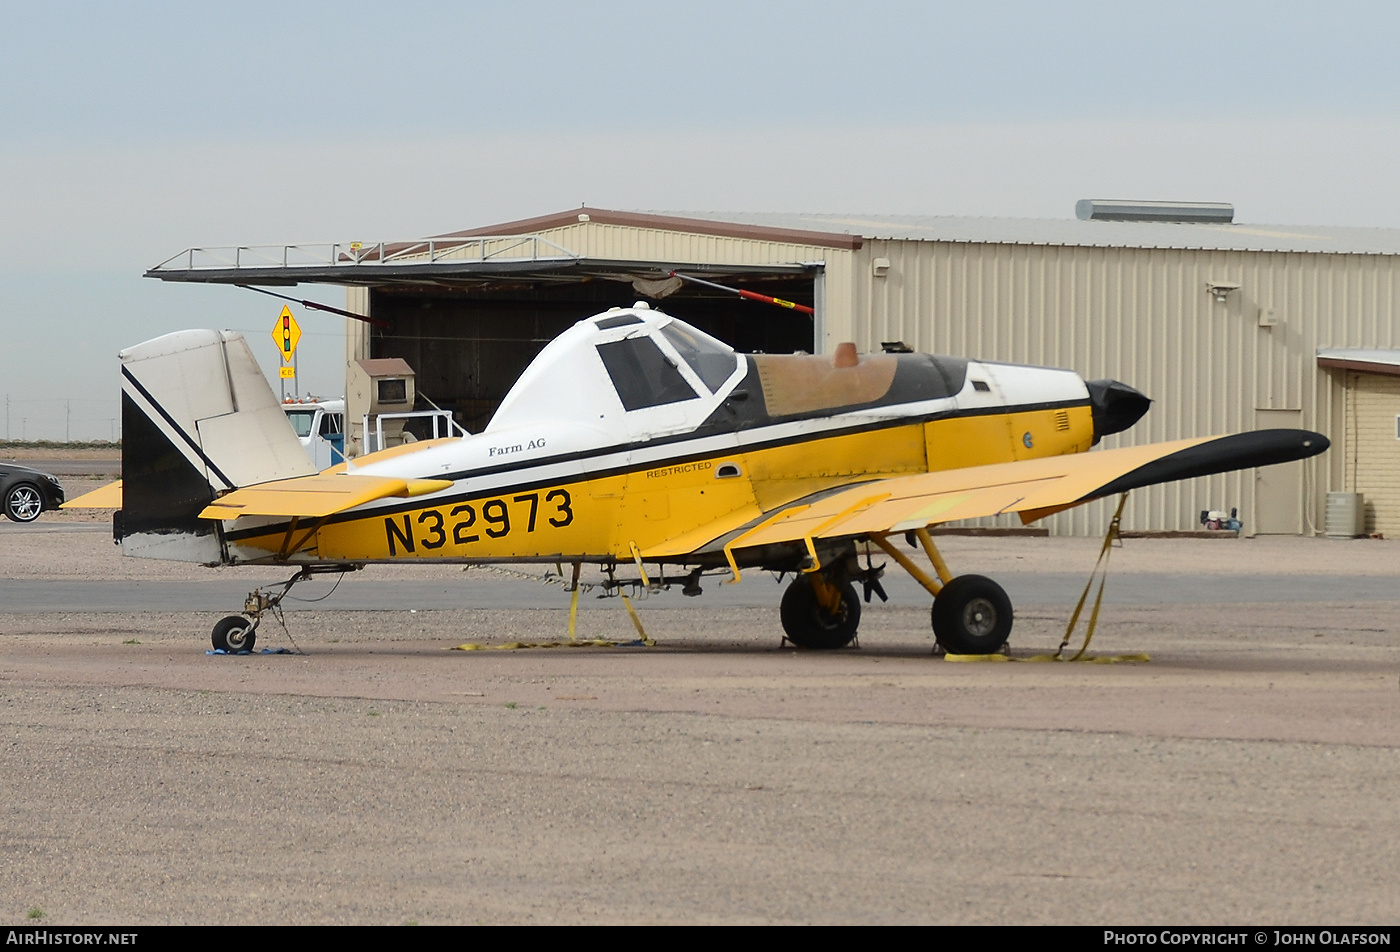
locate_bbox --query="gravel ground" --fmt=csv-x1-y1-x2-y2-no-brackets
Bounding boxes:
3,505,1400,924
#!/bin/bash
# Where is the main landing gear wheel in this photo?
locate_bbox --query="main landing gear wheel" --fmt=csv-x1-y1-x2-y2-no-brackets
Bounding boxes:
780,574,861,649
931,574,1012,655
211,615,257,653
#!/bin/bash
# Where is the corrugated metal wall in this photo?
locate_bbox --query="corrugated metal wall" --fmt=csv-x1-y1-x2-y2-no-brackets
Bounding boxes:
847,239,1400,536
520,221,842,269
345,286,371,364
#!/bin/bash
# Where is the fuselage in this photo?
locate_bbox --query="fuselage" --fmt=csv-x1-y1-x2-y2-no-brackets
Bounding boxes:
219,306,1144,569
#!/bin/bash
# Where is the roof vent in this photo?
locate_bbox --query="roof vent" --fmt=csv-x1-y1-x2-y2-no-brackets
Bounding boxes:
1076,200,1234,224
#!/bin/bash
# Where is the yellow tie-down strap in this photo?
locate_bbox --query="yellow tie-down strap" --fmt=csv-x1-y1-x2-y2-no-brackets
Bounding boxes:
944,652,1150,664
943,493,1151,664
452,580,654,651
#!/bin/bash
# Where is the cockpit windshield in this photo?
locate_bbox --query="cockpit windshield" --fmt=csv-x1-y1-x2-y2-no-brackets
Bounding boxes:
659,322,739,392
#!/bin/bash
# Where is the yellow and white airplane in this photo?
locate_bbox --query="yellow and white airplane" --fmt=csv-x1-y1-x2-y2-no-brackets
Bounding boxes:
75,302,1327,655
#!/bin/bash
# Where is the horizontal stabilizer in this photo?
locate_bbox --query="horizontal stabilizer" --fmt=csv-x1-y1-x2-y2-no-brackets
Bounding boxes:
726,429,1328,552
200,473,455,520
61,480,123,509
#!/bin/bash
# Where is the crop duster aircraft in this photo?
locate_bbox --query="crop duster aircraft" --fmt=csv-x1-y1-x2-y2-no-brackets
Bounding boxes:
80,302,1327,654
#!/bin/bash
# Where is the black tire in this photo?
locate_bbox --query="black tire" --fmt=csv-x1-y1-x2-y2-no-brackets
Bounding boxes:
3,483,44,523
211,616,257,653
931,574,1013,654
780,574,861,649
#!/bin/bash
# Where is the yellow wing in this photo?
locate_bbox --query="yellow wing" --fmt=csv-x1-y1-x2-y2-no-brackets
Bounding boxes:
705,429,1326,560
199,474,454,519
62,480,124,509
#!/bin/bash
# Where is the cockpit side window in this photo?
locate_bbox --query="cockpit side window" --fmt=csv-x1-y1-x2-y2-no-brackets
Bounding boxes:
597,337,699,411
659,323,739,392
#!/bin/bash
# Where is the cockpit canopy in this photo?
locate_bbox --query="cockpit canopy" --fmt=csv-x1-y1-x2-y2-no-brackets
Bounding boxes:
486,304,742,435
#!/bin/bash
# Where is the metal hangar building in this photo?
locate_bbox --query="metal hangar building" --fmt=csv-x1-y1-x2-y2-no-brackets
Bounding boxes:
148,203,1400,537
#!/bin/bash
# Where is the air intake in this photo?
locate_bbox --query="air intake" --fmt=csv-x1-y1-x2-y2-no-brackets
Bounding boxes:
1075,200,1234,224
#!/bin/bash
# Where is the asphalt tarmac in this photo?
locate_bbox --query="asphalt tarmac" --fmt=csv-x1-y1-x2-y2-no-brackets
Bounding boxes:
3,513,1400,925
5,569,1400,612
6,521,1398,610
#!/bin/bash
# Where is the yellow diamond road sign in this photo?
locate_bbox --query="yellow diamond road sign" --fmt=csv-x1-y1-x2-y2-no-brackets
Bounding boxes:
273,306,301,362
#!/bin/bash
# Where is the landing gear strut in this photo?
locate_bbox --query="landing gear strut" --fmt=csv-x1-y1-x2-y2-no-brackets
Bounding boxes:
868,529,1015,655
209,563,356,653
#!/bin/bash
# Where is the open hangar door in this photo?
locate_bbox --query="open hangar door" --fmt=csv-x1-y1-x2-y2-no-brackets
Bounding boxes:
366,270,817,434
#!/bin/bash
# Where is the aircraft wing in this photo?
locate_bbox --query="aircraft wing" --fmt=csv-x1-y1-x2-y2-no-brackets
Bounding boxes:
721,429,1327,556
199,473,454,520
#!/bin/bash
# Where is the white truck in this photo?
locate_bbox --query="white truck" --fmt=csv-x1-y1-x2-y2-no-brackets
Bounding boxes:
281,398,346,470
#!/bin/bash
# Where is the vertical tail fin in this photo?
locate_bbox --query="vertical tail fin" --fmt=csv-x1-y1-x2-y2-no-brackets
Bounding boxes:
117,330,315,563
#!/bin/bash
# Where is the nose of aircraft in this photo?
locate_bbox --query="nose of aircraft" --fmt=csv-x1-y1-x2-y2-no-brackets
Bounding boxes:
1086,379,1152,443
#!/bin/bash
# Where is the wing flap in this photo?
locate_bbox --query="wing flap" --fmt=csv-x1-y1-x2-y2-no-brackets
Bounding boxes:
199,474,454,519
728,429,1327,553
640,504,767,560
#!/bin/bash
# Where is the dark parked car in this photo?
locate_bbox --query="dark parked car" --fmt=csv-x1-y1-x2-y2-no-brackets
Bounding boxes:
0,462,66,522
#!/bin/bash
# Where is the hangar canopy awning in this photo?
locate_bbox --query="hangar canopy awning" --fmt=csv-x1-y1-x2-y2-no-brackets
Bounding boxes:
144,232,821,288
144,213,830,434
1317,349,1400,378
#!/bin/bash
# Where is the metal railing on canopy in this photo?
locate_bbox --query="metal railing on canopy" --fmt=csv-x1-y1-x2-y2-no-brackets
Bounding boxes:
148,234,581,273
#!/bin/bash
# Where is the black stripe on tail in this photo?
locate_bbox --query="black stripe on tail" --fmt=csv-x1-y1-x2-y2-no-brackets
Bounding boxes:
116,390,220,546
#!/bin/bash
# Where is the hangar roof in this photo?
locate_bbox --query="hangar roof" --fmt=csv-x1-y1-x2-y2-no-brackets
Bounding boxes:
146,206,1400,287
1317,349,1400,377
439,207,863,250
434,205,1400,256
658,210,1400,257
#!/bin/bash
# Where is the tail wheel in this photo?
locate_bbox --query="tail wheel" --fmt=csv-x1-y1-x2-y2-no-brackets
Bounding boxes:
780,574,861,649
931,575,1012,654
211,616,257,653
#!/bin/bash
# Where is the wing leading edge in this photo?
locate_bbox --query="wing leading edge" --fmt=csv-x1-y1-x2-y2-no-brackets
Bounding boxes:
718,429,1328,558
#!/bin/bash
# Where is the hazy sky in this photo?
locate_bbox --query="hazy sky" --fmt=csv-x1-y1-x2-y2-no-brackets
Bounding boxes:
5,0,1400,439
